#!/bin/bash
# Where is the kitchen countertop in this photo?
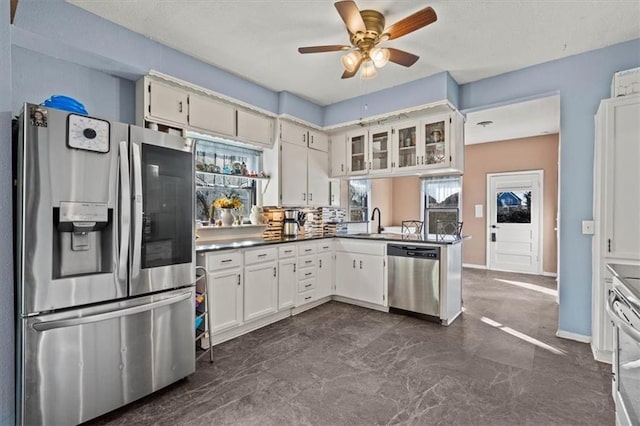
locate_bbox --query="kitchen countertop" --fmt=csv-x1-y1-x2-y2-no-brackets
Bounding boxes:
607,263,640,301
196,233,469,253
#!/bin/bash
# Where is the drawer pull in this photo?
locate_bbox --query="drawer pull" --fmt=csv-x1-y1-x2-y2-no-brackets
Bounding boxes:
305,260,312,265
305,249,312,253
322,246,329,249
284,249,293,254
305,283,312,288
221,259,233,263
258,253,267,258
305,296,312,301
305,272,312,277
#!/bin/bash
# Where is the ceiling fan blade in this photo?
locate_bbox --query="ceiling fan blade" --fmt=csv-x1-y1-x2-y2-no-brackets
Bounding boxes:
387,48,420,67
298,45,351,54
335,1,366,34
341,57,364,79
384,6,437,40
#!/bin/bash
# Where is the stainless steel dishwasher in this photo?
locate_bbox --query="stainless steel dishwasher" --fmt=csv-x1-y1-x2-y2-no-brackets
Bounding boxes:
387,244,440,320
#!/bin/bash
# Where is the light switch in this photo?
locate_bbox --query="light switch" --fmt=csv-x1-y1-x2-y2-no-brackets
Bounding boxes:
475,204,483,218
582,220,594,235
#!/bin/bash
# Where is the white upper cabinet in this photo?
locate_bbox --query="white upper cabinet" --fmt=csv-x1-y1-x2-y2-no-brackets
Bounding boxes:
279,141,329,207
307,149,329,206
237,109,274,146
330,132,347,177
280,120,308,146
603,96,640,260
188,93,235,137
280,142,309,206
368,126,392,174
137,75,275,147
393,121,420,171
347,130,368,176
280,120,329,152
308,130,329,152
146,80,189,126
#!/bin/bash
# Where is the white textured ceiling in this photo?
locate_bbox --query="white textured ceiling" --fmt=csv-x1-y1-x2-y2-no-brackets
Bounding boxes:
465,95,561,145
68,0,640,106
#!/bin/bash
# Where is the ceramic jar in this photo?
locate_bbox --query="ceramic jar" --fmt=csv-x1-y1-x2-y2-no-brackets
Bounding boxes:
250,206,263,225
220,209,235,227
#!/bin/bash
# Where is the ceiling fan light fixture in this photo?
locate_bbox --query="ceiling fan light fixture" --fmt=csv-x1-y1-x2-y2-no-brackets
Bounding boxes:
360,60,377,79
341,50,362,72
370,47,390,68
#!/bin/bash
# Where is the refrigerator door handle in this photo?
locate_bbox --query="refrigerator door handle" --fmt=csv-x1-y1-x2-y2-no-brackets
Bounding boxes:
118,141,131,282
32,291,192,331
131,142,143,280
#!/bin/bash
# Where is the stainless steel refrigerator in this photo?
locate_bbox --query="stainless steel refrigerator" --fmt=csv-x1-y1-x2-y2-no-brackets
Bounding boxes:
15,104,196,425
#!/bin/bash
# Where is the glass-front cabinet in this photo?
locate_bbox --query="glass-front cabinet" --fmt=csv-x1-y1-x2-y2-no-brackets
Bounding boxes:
368,126,392,174
421,115,449,167
395,122,419,170
347,131,368,175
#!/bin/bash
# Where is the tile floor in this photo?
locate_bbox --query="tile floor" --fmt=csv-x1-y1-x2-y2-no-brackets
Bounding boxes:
91,268,614,425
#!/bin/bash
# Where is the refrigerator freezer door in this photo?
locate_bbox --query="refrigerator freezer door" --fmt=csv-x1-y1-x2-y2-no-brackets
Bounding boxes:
17,105,129,315
19,288,195,425
129,126,195,296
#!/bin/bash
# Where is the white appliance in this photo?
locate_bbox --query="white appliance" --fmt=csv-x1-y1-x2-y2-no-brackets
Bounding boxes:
15,104,196,425
607,264,640,426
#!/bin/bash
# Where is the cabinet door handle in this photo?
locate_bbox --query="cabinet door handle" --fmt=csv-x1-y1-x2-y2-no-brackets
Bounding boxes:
178,101,183,113
237,274,241,285
309,193,313,201
360,260,363,269
353,259,356,269
311,135,314,144
303,193,306,201
341,164,344,172
273,267,277,277
319,259,322,268
303,133,306,143
294,263,297,272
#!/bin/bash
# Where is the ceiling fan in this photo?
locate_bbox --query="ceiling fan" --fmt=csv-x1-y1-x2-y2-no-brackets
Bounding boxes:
298,1,437,79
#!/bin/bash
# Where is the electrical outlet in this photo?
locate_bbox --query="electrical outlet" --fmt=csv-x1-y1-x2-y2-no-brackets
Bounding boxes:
582,220,594,235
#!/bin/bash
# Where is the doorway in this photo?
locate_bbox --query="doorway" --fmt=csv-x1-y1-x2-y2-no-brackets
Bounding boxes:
486,170,543,274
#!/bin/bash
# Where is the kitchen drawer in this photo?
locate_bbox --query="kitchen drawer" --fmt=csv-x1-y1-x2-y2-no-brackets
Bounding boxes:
298,244,316,256
298,278,316,293
296,288,316,306
298,267,316,281
245,247,277,265
298,255,316,269
206,251,242,271
335,239,386,256
317,241,333,253
278,244,297,259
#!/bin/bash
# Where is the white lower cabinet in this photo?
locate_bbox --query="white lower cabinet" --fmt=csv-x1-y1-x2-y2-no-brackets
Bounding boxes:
316,250,334,298
335,251,385,306
244,247,278,322
209,268,243,333
296,253,317,307
278,258,296,310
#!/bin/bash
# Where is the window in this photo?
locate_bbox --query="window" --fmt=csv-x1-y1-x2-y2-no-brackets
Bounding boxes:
348,179,370,222
422,176,462,235
191,135,262,223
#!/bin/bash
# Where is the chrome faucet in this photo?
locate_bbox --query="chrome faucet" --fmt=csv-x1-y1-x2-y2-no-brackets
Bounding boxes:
371,207,383,234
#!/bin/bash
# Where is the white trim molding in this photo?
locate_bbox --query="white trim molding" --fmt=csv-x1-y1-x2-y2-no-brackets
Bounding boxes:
542,271,558,278
463,263,487,270
556,329,591,343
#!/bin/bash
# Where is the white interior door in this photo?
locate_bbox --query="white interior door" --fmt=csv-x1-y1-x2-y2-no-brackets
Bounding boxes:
487,171,542,274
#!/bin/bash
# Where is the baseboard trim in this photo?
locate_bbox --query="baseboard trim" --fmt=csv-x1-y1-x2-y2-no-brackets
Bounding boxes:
590,343,613,364
542,272,558,278
332,296,389,313
556,329,591,343
462,263,487,270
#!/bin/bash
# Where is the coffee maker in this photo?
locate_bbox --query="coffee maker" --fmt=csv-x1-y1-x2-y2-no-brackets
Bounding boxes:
283,209,299,237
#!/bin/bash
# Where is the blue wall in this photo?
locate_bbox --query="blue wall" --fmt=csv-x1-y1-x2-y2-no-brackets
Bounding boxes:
0,0,14,422
11,47,135,123
459,38,640,336
277,91,324,126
